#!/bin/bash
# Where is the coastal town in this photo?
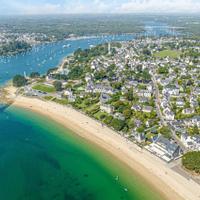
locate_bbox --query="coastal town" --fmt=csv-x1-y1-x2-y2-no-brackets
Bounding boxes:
0,31,56,56
1,1,200,199
12,37,200,165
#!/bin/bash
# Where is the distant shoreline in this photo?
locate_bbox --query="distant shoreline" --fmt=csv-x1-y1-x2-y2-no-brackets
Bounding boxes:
6,88,200,200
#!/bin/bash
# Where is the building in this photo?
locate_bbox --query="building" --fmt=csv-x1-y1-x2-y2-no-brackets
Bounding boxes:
176,98,185,108
100,104,114,114
182,108,195,115
137,90,152,98
113,112,125,121
100,93,111,104
131,105,141,112
142,106,153,113
131,131,145,143
181,133,200,151
145,134,181,162
163,107,175,121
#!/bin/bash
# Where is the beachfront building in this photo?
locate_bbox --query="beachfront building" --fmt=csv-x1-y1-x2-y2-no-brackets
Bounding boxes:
100,104,114,114
131,131,145,143
145,134,181,162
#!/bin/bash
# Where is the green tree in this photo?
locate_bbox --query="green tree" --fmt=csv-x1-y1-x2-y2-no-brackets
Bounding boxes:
103,115,113,125
158,66,169,74
47,67,57,75
125,88,133,101
111,119,125,131
182,152,200,174
159,126,171,139
13,75,27,87
53,81,62,91
68,66,84,80
137,125,145,133
123,109,132,119
189,125,199,136
30,72,40,78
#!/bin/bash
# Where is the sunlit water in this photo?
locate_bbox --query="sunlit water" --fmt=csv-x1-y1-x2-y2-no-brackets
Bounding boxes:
0,22,175,200
0,106,164,200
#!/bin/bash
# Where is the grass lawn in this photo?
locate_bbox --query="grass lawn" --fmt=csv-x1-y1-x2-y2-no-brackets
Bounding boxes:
154,50,182,58
33,84,56,93
53,98,68,105
93,111,108,121
43,96,55,101
75,101,87,109
85,104,99,112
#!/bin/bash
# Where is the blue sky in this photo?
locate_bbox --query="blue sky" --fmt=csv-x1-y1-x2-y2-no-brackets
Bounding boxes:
1,0,200,15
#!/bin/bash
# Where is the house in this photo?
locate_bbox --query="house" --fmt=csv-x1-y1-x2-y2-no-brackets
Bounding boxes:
57,68,69,75
160,78,170,86
182,108,195,115
181,133,200,151
131,131,145,143
85,85,94,93
139,97,149,103
85,74,92,82
100,93,110,104
137,90,152,98
24,86,46,97
147,84,153,92
145,134,181,162
161,99,169,109
142,106,153,113
68,94,76,102
120,96,126,102
190,96,198,108
162,87,179,96
193,87,200,96
100,104,114,114
63,89,73,96
192,116,200,128
131,105,141,112
113,112,125,121
94,84,114,94
63,89,76,102
163,107,175,121
134,119,142,128
176,98,185,108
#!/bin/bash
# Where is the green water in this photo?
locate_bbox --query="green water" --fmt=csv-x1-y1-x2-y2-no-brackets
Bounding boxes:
0,106,164,200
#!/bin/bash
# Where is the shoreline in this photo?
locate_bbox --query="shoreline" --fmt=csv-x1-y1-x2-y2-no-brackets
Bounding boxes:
9,95,200,200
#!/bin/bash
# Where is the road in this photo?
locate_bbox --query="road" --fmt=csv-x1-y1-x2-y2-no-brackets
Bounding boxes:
151,70,187,152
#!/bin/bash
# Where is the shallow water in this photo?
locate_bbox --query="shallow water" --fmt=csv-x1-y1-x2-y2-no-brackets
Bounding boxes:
0,106,164,200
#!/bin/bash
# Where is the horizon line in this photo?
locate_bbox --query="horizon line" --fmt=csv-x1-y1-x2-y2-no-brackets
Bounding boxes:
0,12,200,16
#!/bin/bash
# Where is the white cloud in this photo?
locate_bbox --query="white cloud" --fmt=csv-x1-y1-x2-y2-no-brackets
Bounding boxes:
20,4,62,15
118,0,200,13
1,0,200,15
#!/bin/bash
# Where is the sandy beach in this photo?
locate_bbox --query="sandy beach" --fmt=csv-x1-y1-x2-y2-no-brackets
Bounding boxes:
9,93,200,200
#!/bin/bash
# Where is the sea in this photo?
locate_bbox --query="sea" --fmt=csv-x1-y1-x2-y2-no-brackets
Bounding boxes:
0,106,164,200
0,22,176,200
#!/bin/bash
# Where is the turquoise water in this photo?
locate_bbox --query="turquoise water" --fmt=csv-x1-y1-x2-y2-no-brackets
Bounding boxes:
0,22,175,199
0,106,164,200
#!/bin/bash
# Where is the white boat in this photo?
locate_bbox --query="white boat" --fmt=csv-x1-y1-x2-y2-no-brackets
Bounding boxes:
63,44,71,48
